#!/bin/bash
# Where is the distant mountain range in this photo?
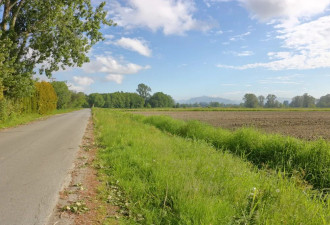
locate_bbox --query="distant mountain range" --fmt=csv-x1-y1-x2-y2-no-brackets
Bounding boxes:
177,96,240,105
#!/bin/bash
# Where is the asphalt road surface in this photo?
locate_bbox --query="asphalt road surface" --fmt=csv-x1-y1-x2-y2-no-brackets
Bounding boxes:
0,109,91,225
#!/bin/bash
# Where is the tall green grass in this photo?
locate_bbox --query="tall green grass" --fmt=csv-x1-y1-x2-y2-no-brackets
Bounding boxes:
139,115,330,190
94,109,329,224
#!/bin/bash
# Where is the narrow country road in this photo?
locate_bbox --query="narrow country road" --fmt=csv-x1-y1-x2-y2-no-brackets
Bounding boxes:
0,109,91,225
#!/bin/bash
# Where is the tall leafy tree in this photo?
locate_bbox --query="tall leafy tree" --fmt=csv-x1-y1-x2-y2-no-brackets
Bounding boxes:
136,83,151,102
51,81,71,109
265,94,280,108
149,92,174,108
258,95,265,107
317,94,330,108
243,93,259,108
0,0,114,97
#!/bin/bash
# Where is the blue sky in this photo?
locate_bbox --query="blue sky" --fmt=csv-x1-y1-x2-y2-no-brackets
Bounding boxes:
53,0,330,102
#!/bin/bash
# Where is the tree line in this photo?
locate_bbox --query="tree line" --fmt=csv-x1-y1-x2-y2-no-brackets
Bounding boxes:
87,83,175,108
242,93,330,108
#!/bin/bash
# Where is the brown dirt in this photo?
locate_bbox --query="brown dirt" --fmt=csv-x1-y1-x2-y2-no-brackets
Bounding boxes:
134,111,330,141
48,117,120,225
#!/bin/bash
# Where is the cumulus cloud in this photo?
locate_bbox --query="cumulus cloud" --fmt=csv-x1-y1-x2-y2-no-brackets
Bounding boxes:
84,56,150,75
115,37,152,57
73,76,94,86
105,74,124,84
219,15,330,70
110,0,208,35
67,83,86,92
83,56,150,84
239,0,330,22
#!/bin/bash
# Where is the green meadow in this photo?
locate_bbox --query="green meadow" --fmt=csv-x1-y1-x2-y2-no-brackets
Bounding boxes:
93,109,329,224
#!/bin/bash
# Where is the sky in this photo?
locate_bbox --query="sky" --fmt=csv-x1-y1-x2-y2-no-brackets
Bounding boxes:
53,0,330,102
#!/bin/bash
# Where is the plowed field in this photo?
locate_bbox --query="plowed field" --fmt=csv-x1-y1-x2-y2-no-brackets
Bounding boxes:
135,111,330,141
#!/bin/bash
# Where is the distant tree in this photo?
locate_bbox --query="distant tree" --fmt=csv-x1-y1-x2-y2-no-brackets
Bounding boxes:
290,95,303,107
290,93,316,108
265,94,280,108
317,94,330,108
51,81,71,109
283,100,290,108
243,93,259,108
302,93,315,107
209,102,221,107
88,93,105,107
136,83,151,102
258,95,265,107
149,92,175,108
70,92,88,108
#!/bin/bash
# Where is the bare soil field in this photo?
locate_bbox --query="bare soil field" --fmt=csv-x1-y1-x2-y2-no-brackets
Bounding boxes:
135,111,330,141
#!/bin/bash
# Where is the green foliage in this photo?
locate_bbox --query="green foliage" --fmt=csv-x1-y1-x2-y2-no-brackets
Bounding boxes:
265,94,281,108
35,81,57,114
0,0,114,98
142,115,330,190
136,83,151,102
88,93,105,107
70,92,88,108
51,81,71,109
148,92,175,108
317,94,330,108
243,93,259,108
89,92,145,108
94,109,330,224
290,93,316,108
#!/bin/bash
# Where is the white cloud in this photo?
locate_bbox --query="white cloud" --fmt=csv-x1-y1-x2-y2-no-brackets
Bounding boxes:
218,15,330,70
67,83,86,92
104,34,115,39
73,76,94,86
258,74,303,85
83,56,150,84
239,0,330,22
223,50,254,57
84,56,150,75
105,74,124,84
110,0,206,35
229,31,251,41
115,37,152,57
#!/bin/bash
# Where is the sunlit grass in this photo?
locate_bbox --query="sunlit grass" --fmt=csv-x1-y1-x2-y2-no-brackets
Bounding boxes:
93,109,330,224
140,115,330,190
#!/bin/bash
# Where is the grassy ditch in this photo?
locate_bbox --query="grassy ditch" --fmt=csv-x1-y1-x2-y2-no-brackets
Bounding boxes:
138,115,330,191
0,108,81,129
93,109,329,224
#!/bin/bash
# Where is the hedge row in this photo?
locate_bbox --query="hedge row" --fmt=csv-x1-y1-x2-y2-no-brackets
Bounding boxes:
0,81,57,122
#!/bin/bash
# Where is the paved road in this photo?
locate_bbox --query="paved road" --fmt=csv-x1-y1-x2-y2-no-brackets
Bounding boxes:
0,109,91,225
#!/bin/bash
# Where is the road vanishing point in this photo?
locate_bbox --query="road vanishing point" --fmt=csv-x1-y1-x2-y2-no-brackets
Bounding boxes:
0,109,90,225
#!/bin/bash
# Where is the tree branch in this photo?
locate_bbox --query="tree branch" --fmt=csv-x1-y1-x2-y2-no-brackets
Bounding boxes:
10,0,26,29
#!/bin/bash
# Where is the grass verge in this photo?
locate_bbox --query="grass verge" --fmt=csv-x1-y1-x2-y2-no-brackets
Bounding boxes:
138,114,330,190
0,108,82,129
93,108,329,224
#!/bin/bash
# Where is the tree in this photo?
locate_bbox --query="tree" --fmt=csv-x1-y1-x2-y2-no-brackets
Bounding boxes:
136,83,151,102
88,93,104,108
302,93,315,108
258,95,265,107
51,81,71,109
70,92,88,108
317,94,330,108
0,0,114,97
265,94,280,108
149,92,175,108
243,93,259,108
290,93,315,108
